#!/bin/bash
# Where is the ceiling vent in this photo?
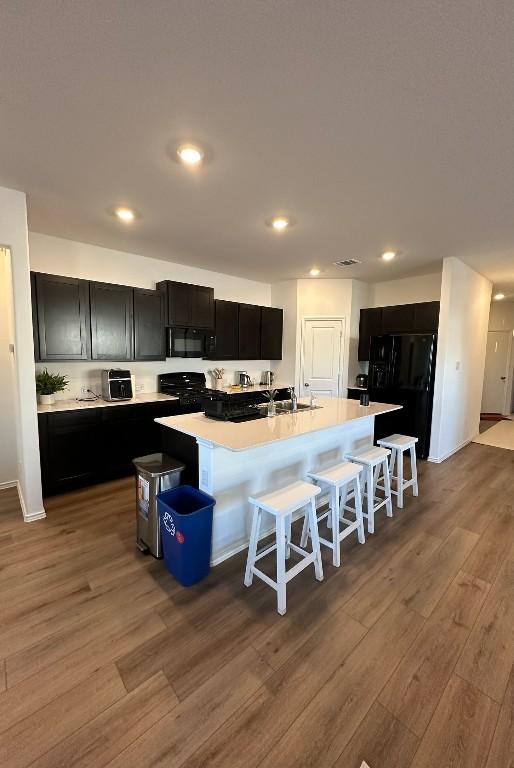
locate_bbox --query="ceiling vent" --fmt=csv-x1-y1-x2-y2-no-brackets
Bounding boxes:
333,259,361,268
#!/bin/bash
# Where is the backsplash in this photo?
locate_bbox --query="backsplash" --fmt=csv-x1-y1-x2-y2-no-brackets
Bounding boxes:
35,359,279,401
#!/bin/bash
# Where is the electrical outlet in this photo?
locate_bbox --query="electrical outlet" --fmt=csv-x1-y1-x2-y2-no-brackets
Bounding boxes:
81,387,89,394
135,384,143,392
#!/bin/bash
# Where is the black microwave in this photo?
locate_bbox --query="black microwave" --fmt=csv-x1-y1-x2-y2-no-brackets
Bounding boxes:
166,327,215,358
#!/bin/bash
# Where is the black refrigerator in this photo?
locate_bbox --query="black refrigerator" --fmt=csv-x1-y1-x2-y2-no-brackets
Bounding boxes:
368,333,437,459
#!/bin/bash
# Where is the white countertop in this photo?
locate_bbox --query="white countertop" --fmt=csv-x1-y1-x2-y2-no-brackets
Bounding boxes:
156,396,402,452
37,392,178,414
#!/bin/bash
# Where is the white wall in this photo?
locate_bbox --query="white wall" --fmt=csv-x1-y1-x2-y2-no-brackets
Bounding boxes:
488,300,514,331
270,280,298,387
296,279,354,395
29,233,273,395
0,249,19,487
0,187,44,520
271,278,365,395
429,257,492,462
369,271,442,308
348,280,370,385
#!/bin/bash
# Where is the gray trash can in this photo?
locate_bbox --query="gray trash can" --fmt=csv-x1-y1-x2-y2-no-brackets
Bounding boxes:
133,453,185,558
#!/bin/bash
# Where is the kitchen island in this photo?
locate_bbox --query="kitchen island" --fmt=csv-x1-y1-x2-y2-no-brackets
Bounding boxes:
157,397,401,564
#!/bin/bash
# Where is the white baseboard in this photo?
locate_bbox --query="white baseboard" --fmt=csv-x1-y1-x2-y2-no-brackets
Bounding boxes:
16,482,46,523
0,479,18,490
427,437,472,464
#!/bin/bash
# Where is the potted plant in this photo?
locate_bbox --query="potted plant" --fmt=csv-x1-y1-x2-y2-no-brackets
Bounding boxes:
35,368,69,405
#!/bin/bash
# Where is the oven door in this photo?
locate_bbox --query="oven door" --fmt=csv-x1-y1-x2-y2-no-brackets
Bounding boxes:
167,327,211,358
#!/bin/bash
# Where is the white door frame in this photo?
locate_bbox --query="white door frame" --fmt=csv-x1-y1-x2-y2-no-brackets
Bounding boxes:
299,316,346,398
482,329,514,416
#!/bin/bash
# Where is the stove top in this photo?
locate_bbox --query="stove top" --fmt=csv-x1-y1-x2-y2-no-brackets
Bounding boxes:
158,372,216,406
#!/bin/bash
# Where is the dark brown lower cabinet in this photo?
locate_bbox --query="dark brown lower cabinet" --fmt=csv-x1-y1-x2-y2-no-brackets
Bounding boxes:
38,400,182,497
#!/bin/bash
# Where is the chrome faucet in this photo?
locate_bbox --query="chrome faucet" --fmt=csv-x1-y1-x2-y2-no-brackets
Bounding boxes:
289,387,298,412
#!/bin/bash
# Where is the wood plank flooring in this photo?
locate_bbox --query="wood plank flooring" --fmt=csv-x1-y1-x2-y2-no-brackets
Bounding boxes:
0,439,513,768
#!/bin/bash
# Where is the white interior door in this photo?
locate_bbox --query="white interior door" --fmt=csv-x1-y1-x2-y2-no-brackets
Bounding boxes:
301,318,344,397
481,330,511,413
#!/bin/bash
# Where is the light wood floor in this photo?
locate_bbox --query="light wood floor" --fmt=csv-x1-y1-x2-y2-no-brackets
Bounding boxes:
0,440,513,768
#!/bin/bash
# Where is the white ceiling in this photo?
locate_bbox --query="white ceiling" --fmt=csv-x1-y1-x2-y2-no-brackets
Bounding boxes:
1,1,513,292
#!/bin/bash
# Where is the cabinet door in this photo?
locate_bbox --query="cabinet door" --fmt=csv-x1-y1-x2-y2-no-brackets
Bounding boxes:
90,282,134,360
134,288,165,361
260,307,283,360
238,303,261,359
191,285,214,328
44,410,99,495
382,304,415,334
100,405,152,479
358,307,382,361
211,299,238,359
169,282,192,327
34,272,90,361
414,301,440,332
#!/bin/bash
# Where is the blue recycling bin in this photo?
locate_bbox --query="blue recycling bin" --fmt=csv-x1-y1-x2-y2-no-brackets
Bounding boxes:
157,485,216,586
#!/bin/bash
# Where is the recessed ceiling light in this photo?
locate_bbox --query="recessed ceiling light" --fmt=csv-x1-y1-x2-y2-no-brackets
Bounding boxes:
114,207,136,223
309,268,320,277
177,144,204,166
494,292,505,301
382,251,396,261
267,216,293,232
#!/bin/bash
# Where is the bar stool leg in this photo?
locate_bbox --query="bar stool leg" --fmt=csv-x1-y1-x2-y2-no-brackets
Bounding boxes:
330,486,340,567
397,448,404,508
383,458,393,517
300,507,309,548
276,515,287,615
354,477,365,544
389,448,397,484
366,465,375,534
244,505,261,587
308,499,324,582
410,445,419,496
285,514,292,559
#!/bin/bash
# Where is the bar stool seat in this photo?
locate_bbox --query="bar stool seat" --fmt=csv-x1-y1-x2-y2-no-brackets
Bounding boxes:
345,445,392,534
244,481,323,615
301,461,365,567
377,434,419,508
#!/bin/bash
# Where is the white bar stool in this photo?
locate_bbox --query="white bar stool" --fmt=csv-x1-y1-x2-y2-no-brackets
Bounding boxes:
377,434,419,508
300,462,365,567
345,446,392,534
244,481,323,615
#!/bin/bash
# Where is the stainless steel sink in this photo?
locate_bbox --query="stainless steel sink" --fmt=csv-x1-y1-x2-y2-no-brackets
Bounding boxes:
274,401,322,413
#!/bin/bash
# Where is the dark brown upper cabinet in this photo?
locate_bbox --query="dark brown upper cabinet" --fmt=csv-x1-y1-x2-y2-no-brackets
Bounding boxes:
358,301,440,360
238,303,261,359
133,288,166,361
211,299,239,360
382,304,415,334
413,301,440,332
90,281,134,361
260,306,283,360
157,280,214,329
32,272,91,361
358,307,382,361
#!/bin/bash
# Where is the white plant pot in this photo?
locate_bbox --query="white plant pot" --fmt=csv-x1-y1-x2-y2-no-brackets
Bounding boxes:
38,394,55,405
214,380,224,390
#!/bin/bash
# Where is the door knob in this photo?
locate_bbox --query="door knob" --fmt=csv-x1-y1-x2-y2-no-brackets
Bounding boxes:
304,383,309,387
500,376,506,380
